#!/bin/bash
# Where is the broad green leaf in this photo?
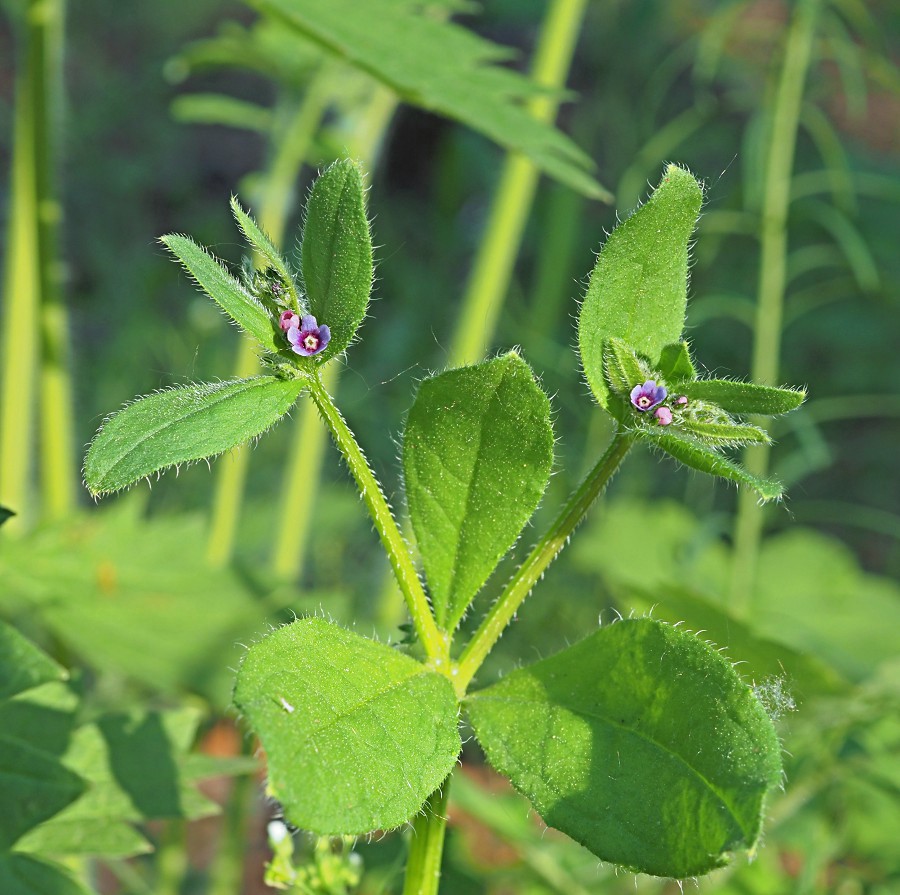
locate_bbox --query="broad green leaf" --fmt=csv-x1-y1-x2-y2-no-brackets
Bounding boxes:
246,0,609,199
301,159,373,360
658,341,696,380
0,854,90,895
403,353,554,630
579,165,703,410
676,379,806,415
646,428,783,500
678,418,772,447
466,618,783,878
0,736,84,848
234,617,461,834
84,376,305,496
0,620,67,701
160,233,279,352
170,93,273,133
230,196,296,298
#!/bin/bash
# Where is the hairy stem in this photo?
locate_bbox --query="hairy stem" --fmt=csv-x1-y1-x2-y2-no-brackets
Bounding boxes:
730,0,819,614
307,373,448,666
456,429,633,693
402,783,450,895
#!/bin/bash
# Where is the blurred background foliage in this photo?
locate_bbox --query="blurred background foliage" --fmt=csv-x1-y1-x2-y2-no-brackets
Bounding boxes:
1,0,899,893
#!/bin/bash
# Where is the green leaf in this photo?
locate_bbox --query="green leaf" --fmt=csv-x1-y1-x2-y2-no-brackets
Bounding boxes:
579,165,703,410
0,506,14,527
233,617,461,834
160,233,279,352
658,341,696,380
466,618,783,878
601,337,647,398
0,736,84,849
300,159,373,361
170,93,273,133
0,854,90,895
0,621,67,701
84,376,305,496
678,418,772,447
403,353,554,630
676,379,806,415
646,428,783,500
230,196,297,301
246,0,609,199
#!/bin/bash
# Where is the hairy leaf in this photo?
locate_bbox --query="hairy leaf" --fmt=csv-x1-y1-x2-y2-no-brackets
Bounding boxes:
301,159,373,360
85,377,305,496
658,341,696,380
579,165,703,410
678,418,772,447
0,621,67,701
677,379,806,415
466,618,783,878
230,196,296,299
601,337,647,398
234,618,461,834
403,353,554,630
160,234,279,352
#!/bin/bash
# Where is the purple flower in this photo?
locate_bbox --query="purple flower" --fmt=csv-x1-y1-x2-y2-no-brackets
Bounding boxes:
655,406,673,426
279,310,301,332
630,380,667,412
287,314,331,357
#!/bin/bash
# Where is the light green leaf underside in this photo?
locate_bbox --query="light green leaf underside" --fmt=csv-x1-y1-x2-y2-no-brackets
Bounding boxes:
85,376,305,496
403,353,554,630
233,618,461,835
658,341,696,380
246,0,609,199
676,379,806,415
580,165,703,410
160,233,279,352
301,159,373,360
0,621,67,702
0,855,91,895
466,618,783,879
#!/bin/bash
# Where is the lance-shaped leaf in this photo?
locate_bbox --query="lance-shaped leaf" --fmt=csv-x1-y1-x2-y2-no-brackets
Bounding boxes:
160,234,279,352
601,337,647,398
0,854,90,895
233,618,460,835
0,621,67,701
676,379,806,415
579,165,703,410
301,159,373,361
645,428,783,501
85,377,306,496
658,341,696,381
677,418,772,447
403,353,554,630
230,196,297,303
466,618,783,879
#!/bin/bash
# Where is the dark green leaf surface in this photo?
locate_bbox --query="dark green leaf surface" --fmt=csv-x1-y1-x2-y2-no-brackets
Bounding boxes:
403,353,554,630
0,621,67,701
234,617,460,834
0,506,14,527
647,428,783,500
247,0,608,199
301,159,373,360
0,736,84,849
466,618,783,878
0,854,90,895
230,196,295,293
676,379,806,415
579,165,703,410
84,376,305,496
160,233,279,352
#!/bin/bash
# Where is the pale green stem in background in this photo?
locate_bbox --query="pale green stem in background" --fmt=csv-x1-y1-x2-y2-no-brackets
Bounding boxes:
402,783,450,895
456,430,633,694
205,76,331,566
306,372,448,666
448,0,593,368
270,84,397,577
730,0,819,614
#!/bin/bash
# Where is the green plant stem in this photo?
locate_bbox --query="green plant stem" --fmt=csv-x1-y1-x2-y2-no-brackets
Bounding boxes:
456,429,633,693
306,372,448,667
448,0,593,367
206,79,330,567
730,0,819,615
402,783,450,895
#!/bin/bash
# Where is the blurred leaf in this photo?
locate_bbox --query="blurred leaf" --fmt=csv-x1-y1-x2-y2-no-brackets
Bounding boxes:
234,617,460,834
160,233,280,352
0,854,90,895
0,683,79,761
0,507,14,527
84,376,306,496
467,618,782,878
677,380,806,415
403,353,554,630
0,621,66,701
579,165,703,411
170,93,273,133
300,159,373,361
245,0,609,198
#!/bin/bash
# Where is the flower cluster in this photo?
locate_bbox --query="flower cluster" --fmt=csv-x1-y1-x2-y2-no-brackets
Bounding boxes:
279,311,330,357
629,380,687,426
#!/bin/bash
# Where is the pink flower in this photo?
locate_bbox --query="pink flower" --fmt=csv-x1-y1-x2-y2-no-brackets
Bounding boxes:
279,310,300,332
655,406,673,426
287,315,331,357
